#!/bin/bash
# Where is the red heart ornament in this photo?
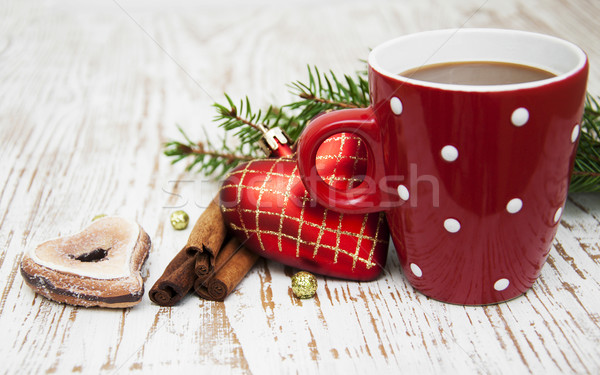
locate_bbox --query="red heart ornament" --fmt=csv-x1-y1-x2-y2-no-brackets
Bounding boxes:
220,134,389,281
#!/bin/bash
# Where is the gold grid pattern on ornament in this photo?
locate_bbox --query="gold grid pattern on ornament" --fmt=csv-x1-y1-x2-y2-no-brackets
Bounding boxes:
316,134,365,189
221,134,385,270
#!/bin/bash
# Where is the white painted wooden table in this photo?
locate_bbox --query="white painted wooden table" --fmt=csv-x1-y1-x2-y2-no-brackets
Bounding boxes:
1,0,599,373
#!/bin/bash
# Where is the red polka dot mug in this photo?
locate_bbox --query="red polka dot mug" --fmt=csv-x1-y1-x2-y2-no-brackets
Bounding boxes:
296,29,588,305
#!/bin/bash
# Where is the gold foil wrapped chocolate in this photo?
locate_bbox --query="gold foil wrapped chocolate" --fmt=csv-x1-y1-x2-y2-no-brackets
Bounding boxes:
170,210,189,230
291,271,317,299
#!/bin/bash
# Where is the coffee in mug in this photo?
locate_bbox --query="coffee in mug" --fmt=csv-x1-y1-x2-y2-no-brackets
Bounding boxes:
400,61,556,85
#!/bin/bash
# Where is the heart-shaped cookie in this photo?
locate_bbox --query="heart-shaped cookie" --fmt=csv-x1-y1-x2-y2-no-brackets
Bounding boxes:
20,216,151,308
220,134,389,281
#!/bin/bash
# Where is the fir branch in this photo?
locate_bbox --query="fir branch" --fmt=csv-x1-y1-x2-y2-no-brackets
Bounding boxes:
165,142,254,163
164,65,600,193
569,94,600,192
212,95,264,152
163,126,255,178
277,66,370,140
212,94,301,158
297,92,360,109
286,66,369,118
163,94,303,178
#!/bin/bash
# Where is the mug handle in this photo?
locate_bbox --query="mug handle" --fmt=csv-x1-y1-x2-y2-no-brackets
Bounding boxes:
296,107,387,214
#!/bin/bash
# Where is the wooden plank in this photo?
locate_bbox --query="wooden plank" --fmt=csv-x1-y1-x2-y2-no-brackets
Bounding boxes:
0,0,599,373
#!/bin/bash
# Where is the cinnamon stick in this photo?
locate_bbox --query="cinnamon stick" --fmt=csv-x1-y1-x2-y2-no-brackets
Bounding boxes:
194,238,259,301
148,252,196,306
194,252,211,278
149,195,228,306
184,198,226,266
196,237,240,284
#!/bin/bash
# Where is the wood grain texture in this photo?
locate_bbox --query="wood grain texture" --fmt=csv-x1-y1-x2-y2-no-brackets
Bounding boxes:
1,0,599,373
